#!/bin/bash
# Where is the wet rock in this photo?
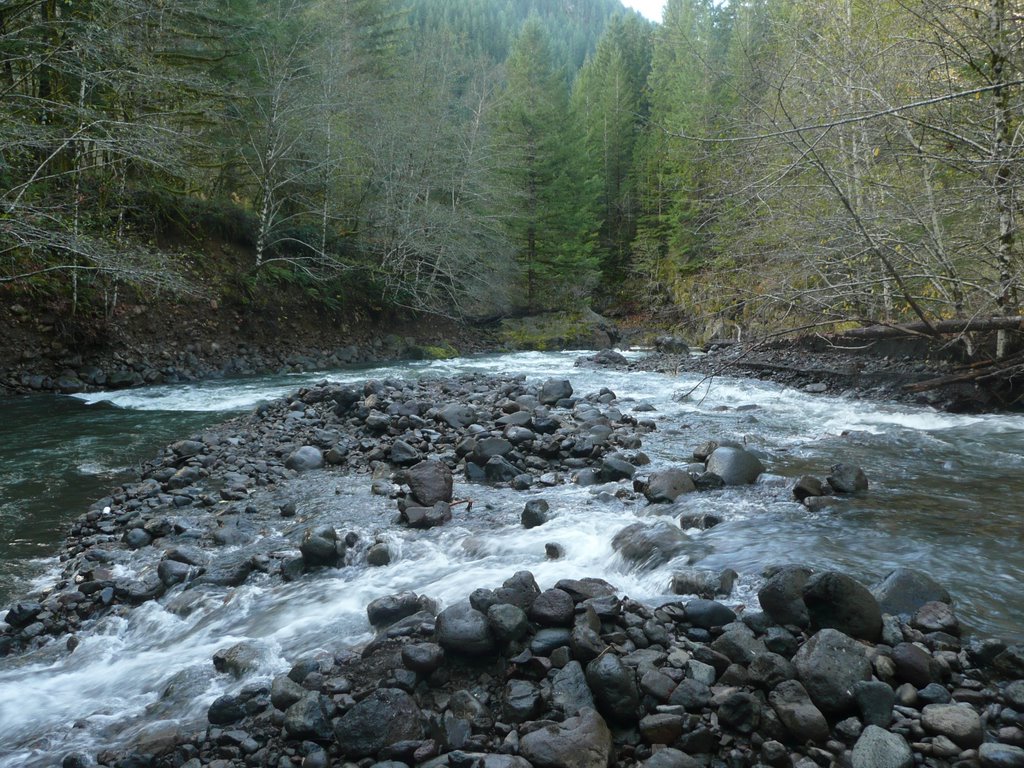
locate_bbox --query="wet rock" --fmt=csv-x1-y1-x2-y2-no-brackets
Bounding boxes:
555,578,616,603
677,511,722,530
495,571,542,611
769,679,830,744
530,589,575,628
283,692,331,741
539,379,573,406
871,567,951,616
124,528,152,549
851,725,912,768
285,445,323,472
487,603,530,643
748,652,796,690
921,703,984,748
402,501,452,529
519,707,612,768
793,475,825,501
852,679,895,728
980,743,1024,768
390,440,421,466
891,642,939,688
912,600,960,635
271,674,306,711
367,592,426,628
670,568,737,599
669,678,711,712
643,469,696,503
552,661,596,717
333,688,423,758
438,404,478,428
758,566,812,628
405,460,454,506
705,446,764,485
718,691,761,734
640,713,686,744
600,456,636,482
157,559,191,587
366,542,391,566
300,526,343,567
485,456,521,482
827,463,868,493
793,629,872,715
802,570,882,641
643,750,699,768
4,602,42,629
522,499,550,529
685,599,736,629
213,642,262,678
402,642,445,675
436,602,495,656
502,679,542,723
995,645,1024,678
207,694,245,725
586,652,640,724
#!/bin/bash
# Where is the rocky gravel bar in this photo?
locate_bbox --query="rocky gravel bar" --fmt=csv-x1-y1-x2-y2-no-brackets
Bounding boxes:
2,369,1024,768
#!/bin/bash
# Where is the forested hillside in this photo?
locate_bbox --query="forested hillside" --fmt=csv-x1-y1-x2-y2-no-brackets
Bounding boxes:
2,0,1022,351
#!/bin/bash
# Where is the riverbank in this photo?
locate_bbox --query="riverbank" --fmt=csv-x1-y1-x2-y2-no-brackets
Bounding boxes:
3,367,1024,767
635,335,1018,413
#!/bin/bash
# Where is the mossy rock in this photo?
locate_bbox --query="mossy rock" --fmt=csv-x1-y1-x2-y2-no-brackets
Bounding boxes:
498,310,619,351
413,343,459,360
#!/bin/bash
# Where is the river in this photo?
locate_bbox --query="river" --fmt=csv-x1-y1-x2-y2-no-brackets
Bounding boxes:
1,350,1022,766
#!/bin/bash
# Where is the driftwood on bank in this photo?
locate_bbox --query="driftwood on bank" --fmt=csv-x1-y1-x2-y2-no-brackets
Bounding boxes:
837,315,1024,340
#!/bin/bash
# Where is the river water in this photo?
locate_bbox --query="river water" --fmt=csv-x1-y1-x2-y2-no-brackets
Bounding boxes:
1,350,1023,765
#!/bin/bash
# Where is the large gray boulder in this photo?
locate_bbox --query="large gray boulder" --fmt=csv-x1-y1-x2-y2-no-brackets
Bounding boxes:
611,521,709,570
435,602,495,656
803,571,882,641
285,445,324,472
643,469,696,503
333,688,423,757
871,568,951,616
405,460,453,506
792,629,872,715
705,446,764,485
539,379,574,405
519,708,613,768
828,463,869,493
851,725,913,768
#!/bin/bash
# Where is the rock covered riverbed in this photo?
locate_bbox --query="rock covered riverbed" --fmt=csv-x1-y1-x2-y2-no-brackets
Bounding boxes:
2,368,1024,768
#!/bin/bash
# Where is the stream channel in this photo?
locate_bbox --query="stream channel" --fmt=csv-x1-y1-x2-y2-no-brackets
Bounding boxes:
1,350,1023,766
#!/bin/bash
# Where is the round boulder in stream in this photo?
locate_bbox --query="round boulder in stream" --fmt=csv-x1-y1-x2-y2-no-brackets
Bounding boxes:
705,446,764,485
404,460,453,506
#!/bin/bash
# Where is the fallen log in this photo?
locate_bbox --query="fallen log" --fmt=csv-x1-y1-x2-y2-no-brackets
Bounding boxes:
839,316,1024,340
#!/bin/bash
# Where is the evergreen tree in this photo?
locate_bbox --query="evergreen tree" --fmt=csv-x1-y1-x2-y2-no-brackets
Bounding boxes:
500,17,598,310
